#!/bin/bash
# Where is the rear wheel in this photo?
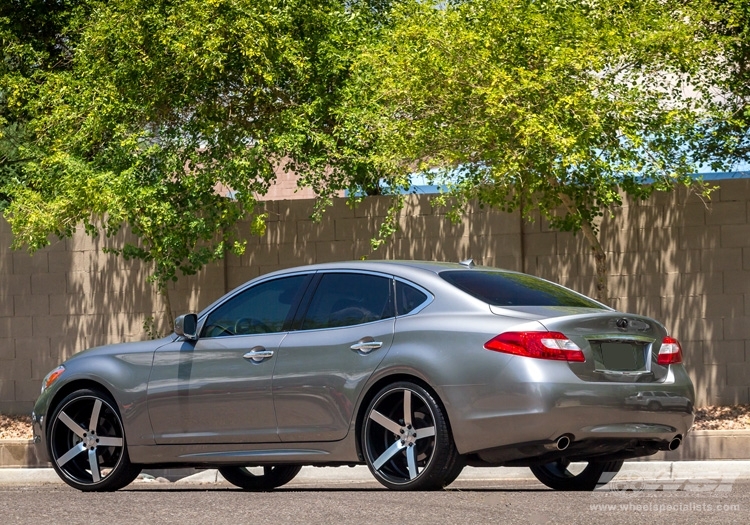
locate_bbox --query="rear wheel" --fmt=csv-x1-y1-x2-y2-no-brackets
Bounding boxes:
362,382,463,490
48,389,141,491
218,465,302,490
530,459,624,491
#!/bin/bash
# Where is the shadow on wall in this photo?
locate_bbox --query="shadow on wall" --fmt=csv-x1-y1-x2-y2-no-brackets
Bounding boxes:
536,181,750,408
0,220,225,414
242,195,524,276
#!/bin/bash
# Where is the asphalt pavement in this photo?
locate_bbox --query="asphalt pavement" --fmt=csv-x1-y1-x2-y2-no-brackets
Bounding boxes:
1,476,749,525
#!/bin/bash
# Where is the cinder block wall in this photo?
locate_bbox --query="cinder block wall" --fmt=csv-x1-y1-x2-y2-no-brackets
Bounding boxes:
1,179,748,413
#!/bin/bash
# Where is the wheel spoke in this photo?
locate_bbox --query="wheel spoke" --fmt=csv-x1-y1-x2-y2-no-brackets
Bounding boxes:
89,399,102,433
88,449,101,482
415,426,435,440
58,412,85,439
369,410,402,435
56,442,86,467
373,439,405,470
406,445,418,480
403,389,412,427
97,436,123,447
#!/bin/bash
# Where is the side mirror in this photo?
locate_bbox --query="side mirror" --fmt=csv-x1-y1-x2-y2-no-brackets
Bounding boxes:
174,313,198,340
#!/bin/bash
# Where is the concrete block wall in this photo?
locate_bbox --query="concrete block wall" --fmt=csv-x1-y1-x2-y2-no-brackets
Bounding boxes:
1,179,749,413
521,180,750,407
0,221,225,414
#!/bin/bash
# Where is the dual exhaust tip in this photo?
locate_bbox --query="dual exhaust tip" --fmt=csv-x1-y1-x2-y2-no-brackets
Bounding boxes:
545,434,682,452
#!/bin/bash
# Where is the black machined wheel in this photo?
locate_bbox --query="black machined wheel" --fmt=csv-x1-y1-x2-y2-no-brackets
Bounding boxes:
362,382,463,491
530,459,624,491
218,465,302,490
48,389,141,491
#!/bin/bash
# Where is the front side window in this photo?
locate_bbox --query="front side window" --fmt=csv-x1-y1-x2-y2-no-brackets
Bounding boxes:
301,273,394,330
202,275,308,337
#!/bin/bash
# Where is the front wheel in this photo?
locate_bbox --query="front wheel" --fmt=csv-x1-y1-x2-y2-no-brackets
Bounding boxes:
218,465,302,490
48,388,141,491
362,382,463,490
530,459,624,491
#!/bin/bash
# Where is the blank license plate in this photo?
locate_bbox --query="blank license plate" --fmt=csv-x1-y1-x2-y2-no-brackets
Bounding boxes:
594,342,647,371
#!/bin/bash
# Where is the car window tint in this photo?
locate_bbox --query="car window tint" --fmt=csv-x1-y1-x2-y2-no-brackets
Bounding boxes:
396,281,429,316
440,270,604,308
202,275,307,337
301,273,394,330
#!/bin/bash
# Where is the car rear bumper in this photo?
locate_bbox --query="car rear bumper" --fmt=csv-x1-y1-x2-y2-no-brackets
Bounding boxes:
442,359,694,457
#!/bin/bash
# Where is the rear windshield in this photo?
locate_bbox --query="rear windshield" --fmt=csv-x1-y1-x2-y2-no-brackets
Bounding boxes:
440,270,604,308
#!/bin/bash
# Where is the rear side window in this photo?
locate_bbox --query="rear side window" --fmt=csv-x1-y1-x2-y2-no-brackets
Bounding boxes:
301,273,394,330
439,270,604,308
395,281,429,315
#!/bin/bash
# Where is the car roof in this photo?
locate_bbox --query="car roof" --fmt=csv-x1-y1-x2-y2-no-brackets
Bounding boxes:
273,260,492,276
195,260,492,319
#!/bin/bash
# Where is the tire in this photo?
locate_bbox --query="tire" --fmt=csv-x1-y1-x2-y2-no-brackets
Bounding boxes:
47,388,141,491
362,382,463,490
218,465,302,490
530,459,624,491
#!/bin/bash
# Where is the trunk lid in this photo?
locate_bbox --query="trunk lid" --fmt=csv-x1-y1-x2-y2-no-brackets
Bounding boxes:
491,306,671,383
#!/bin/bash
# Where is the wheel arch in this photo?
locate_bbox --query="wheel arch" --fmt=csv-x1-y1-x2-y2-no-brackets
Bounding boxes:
353,373,454,461
45,379,120,449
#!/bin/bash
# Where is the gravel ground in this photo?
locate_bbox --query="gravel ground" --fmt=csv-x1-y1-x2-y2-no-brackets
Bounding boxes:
0,414,32,440
2,405,750,439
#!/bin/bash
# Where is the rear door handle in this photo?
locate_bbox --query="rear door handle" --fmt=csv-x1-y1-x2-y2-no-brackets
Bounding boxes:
350,339,383,354
243,347,274,363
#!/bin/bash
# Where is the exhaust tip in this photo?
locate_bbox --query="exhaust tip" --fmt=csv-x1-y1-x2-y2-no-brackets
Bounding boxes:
556,435,571,451
668,436,682,451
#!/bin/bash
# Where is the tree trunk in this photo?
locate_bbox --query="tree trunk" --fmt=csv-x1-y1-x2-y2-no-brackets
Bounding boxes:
159,282,175,333
578,221,609,305
557,193,609,305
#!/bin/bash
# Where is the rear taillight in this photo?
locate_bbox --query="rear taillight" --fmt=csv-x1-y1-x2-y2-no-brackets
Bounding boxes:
657,336,682,365
484,331,585,362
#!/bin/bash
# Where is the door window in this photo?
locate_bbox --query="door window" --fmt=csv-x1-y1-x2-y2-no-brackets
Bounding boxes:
202,275,308,337
301,273,394,330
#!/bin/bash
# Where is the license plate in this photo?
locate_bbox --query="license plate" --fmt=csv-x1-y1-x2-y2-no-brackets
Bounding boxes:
592,341,648,372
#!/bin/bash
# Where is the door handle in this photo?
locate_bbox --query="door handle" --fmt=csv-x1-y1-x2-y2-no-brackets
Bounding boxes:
350,339,383,354
243,347,274,363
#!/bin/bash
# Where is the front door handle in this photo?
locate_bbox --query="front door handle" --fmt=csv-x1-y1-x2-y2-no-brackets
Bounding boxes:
243,346,274,363
350,338,383,354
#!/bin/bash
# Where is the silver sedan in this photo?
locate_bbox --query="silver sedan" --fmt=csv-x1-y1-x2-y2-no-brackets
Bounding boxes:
33,260,694,491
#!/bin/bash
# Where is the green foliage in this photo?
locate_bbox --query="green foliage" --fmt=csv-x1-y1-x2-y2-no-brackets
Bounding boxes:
142,316,162,340
689,0,750,171
1,0,743,309
0,0,387,294
334,0,716,240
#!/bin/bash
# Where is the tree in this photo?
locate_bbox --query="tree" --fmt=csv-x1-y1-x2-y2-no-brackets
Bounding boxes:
690,0,750,172
325,0,717,303
0,0,385,326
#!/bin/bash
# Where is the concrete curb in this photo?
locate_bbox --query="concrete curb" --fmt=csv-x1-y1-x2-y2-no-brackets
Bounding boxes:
5,431,750,468
2,461,750,486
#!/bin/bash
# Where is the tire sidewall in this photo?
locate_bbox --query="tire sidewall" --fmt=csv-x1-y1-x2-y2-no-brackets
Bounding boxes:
530,460,624,491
